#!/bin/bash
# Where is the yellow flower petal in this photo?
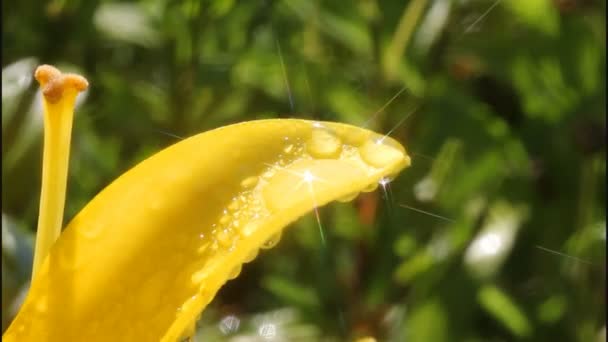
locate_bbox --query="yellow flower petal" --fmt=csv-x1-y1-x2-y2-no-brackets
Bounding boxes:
4,119,410,341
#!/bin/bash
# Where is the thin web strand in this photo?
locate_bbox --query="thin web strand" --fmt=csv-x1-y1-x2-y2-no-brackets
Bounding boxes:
276,38,295,113
463,0,503,34
377,104,421,144
398,203,455,223
534,245,594,266
362,85,409,128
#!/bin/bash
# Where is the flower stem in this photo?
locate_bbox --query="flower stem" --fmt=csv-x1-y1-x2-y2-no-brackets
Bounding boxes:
383,0,429,80
31,65,88,277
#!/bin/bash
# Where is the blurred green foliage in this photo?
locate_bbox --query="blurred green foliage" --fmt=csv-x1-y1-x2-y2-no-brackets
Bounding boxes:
2,0,605,341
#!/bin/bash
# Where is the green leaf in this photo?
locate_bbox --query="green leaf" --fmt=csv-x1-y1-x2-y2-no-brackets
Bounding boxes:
478,285,532,338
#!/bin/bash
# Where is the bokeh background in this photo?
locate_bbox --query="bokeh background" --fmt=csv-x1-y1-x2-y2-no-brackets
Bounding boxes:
2,0,606,341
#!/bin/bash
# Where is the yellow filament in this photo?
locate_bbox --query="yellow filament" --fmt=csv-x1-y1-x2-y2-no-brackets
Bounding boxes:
31,65,88,277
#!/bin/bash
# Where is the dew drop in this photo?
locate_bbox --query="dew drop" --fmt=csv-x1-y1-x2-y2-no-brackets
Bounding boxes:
228,265,242,280
262,169,276,179
337,192,359,203
283,144,294,154
210,241,219,251
219,215,231,226
244,248,259,263
197,243,209,255
359,138,405,168
307,126,342,158
261,232,282,249
191,268,209,285
176,295,200,338
227,201,240,212
241,176,259,189
216,229,233,248
239,222,259,237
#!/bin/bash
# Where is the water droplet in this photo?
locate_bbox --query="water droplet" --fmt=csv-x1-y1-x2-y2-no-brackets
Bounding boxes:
219,215,231,226
210,240,219,251
307,127,342,158
228,201,239,212
197,243,209,254
177,296,200,340
239,222,259,237
216,229,233,248
337,192,359,202
359,138,405,168
241,176,258,189
283,144,294,154
191,268,209,284
261,232,282,249
228,265,242,280
262,169,276,179
244,249,258,263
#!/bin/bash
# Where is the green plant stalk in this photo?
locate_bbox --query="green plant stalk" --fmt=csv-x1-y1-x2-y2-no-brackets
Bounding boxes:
383,0,429,80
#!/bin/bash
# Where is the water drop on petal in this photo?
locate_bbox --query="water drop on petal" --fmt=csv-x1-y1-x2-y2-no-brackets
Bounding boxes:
261,232,282,249
359,138,406,168
283,144,294,154
307,126,342,158
228,265,242,280
240,176,259,189
243,249,259,263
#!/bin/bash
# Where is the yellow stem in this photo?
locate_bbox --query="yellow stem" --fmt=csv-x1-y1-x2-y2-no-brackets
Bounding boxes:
383,0,429,80
31,65,88,277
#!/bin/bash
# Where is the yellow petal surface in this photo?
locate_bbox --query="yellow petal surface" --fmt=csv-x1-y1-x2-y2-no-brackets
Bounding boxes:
4,119,410,341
